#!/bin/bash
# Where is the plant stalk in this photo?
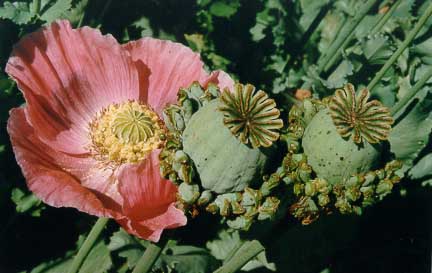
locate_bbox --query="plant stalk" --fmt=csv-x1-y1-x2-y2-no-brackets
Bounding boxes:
131,242,163,273
316,0,379,74
324,0,403,72
370,0,403,36
34,0,41,14
213,240,264,273
391,65,432,118
367,1,432,91
68,217,109,273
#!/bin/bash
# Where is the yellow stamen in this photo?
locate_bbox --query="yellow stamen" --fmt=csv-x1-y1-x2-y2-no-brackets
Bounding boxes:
89,101,165,165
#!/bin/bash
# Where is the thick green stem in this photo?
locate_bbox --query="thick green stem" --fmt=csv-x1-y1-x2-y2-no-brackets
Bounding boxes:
370,0,402,35
316,0,379,74
68,218,109,273
324,0,403,72
367,1,432,91
214,240,264,273
33,0,41,14
131,242,163,273
391,65,432,118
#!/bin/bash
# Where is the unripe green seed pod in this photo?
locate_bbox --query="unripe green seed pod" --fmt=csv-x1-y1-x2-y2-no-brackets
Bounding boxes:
302,108,381,185
183,99,270,193
178,183,200,204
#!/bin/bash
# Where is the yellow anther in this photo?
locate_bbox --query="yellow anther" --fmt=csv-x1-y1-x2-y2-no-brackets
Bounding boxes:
89,101,165,165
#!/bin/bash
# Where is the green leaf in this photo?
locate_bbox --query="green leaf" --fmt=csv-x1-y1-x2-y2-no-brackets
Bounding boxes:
0,1,34,25
354,15,380,40
11,188,44,216
361,34,394,65
409,153,432,180
132,16,154,38
250,23,266,42
62,0,88,25
324,59,353,89
242,251,276,271
414,64,432,84
159,241,219,273
319,11,344,54
397,76,412,101
299,0,329,30
79,240,113,273
372,81,397,107
108,228,146,269
30,256,73,273
184,33,206,52
30,240,112,273
207,230,242,261
207,52,230,70
421,179,432,187
209,0,240,18
40,0,72,24
389,91,432,172
207,230,275,271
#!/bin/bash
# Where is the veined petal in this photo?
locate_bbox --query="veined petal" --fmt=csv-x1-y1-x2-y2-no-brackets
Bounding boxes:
7,108,121,218
6,20,141,154
202,70,235,92
117,150,187,241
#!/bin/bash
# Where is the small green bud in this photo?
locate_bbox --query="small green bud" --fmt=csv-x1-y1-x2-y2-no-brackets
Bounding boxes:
363,172,376,186
178,182,200,204
376,179,393,197
172,151,194,183
290,196,319,225
335,197,352,214
376,169,385,180
168,172,178,183
288,122,304,139
231,201,246,215
163,105,185,132
220,199,231,217
260,173,281,196
258,197,280,220
317,194,330,207
227,216,253,230
313,178,330,194
206,203,219,214
298,162,312,182
282,153,297,172
345,187,361,202
293,183,304,196
302,99,320,125
197,190,213,206
288,104,303,124
304,182,316,197
285,134,300,153
241,187,262,207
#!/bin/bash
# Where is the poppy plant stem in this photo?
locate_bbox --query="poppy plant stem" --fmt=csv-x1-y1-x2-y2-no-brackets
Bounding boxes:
213,240,265,273
33,0,41,14
316,0,379,74
68,217,109,273
324,0,403,72
391,65,432,119
369,0,403,36
131,242,164,273
367,1,432,92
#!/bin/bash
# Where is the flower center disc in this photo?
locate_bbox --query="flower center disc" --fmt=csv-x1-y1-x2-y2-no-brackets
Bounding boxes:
90,101,165,164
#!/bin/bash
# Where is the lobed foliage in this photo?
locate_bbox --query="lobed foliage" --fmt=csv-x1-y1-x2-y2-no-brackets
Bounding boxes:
0,0,431,272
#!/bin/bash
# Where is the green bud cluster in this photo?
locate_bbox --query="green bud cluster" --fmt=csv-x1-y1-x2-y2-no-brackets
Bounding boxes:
281,97,402,224
160,82,282,229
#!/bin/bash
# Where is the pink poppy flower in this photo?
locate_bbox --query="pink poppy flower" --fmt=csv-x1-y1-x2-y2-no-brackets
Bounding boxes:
6,20,234,242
